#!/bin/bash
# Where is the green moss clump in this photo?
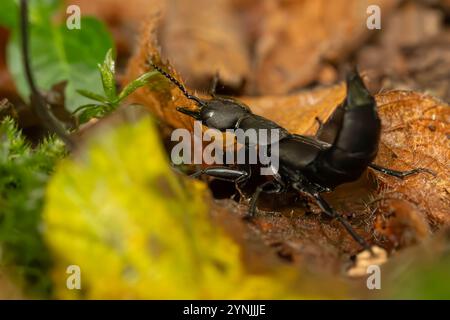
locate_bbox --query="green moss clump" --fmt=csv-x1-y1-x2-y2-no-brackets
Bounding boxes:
0,117,66,297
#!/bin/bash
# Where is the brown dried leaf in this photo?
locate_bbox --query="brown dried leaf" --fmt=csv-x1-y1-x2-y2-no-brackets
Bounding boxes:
124,19,199,131
160,0,251,91
241,83,346,135
357,1,450,101
374,91,450,228
253,0,398,94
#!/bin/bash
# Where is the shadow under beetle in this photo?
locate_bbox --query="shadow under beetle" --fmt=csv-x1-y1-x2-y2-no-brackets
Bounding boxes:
149,60,434,251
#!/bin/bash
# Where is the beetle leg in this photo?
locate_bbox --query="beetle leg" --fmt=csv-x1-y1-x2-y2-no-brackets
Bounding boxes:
190,166,249,182
293,181,371,251
235,163,252,194
191,166,250,200
246,180,284,219
310,192,372,251
369,164,436,178
176,107,202,120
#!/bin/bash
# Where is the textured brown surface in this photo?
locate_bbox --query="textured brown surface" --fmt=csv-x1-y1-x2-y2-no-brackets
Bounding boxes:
160,0,251,91
112,0,449,100
252,0,399,94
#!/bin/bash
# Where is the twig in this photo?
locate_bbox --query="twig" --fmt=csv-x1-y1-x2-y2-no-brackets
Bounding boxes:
20,0,75,150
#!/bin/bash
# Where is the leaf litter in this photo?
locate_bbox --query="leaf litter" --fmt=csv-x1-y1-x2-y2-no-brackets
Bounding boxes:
123,7,450,279
1,0,448,297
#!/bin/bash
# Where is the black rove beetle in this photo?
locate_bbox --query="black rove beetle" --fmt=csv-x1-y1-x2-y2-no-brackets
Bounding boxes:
149,60,434,251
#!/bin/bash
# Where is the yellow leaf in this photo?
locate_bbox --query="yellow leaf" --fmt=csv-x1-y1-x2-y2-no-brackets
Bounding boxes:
43,112,308,299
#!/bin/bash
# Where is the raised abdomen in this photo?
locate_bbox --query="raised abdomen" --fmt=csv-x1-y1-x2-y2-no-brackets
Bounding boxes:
311,72,381,188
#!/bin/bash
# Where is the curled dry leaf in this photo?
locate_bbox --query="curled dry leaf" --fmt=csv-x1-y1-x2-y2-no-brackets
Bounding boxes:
241,84,347,135
161,0,251,91
373,91,450,229
119,0,250,92
125,18,200,131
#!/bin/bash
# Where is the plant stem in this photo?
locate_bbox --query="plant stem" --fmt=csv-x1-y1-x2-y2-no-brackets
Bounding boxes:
20,0,75,150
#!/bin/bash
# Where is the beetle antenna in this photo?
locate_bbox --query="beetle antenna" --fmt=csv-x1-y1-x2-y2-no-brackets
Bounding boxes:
148,59,206,107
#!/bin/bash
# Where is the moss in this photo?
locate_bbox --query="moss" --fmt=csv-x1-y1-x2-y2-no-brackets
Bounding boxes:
0,117,66,297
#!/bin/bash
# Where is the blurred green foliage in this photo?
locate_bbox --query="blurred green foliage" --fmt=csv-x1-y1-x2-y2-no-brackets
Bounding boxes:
0,0,113,110
394,257,450,299
0,117,65,296
75,49,159,124
384,239,450,299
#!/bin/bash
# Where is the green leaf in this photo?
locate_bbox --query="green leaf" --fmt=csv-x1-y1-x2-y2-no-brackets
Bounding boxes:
73,103,101,114
75,104,107,124
98,49,116,101
76,89,108,103
0,0,60,29
29,0,61,25
0,0,19,28
7,17,114,111
117,71,159,102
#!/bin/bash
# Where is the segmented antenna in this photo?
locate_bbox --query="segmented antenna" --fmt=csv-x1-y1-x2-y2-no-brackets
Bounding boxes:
148,59,205,107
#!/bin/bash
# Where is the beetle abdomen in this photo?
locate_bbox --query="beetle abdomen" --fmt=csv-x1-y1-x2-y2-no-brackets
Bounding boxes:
312,72,381,187
326,105,381,171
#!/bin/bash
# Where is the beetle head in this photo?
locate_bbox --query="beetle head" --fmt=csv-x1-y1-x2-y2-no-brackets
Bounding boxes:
150,59,250,130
